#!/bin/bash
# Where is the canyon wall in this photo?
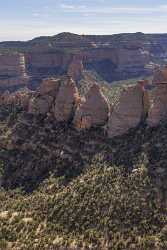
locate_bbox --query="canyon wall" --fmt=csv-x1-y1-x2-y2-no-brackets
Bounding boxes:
25,51,72,78
83,47,150,82
0,53,28,91
1,32,166,91
24,46,150,87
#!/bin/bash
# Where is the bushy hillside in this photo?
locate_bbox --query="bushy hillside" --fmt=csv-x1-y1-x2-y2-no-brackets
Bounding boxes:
0,159,166,249
0,101,167,249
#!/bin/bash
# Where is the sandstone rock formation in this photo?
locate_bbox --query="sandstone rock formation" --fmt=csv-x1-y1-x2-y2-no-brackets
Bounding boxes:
28,94,54,115
0,88,33,109
0,53,28,90
28,78,61,115
1,63,167,140
73,84,110,130
9,88,33,109
147,85,167,127
54,77,80,122
67,55,84,81
39,78,61,96
28,76,80,119
108,85,143,138
153,65,167,84
146,66,167,126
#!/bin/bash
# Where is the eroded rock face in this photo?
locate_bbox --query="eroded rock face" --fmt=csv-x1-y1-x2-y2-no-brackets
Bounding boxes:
67,55,84,81
147,84,167,127
108,85,143,138
28,77,61,115
0,53,28,90
25,52,72,78
73,84,110,130
147,66,167,126
153,66,167,84
0,88,33,109
39,78,61,96
28,77,79,118
54,77,80,122
28,95,54,115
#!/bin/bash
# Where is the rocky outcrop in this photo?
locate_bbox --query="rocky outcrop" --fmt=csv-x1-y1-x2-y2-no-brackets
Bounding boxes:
28,76,79,120
153,65,167,84
54,77,80,122
147,66,167,126
0,53,28,90
0,88,33,109
39,78,61,96
28,78,61,115
147,85,167,127
108,84,144,138
67,55,84,81
73,84,110,130
28,94,54,115
2,65,167,139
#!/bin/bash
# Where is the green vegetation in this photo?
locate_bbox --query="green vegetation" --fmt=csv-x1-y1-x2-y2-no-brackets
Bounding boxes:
0,96,167,249
0,159,166,249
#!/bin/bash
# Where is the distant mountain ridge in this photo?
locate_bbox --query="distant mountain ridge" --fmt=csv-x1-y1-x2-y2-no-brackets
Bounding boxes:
1,32,167,51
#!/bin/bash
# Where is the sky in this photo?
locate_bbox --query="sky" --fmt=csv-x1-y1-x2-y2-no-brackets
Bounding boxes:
1,0,167,41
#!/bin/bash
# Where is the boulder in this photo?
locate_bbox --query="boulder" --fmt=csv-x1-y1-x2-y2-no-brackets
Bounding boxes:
73,84,110,130
54,77,80,122
147,84,167,127
108,85,143,138
39,78,61,96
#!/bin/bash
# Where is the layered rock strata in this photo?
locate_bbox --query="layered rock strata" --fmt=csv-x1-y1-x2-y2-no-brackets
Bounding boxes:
0,53,28,90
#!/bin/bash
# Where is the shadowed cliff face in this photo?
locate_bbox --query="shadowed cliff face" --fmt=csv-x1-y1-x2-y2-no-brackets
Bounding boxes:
25,46,150,84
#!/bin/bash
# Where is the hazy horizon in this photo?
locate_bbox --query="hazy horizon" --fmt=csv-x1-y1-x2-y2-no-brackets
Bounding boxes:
1,0,167,41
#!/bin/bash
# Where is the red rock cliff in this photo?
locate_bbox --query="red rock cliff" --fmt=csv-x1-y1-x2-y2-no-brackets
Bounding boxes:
0,53,28,90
